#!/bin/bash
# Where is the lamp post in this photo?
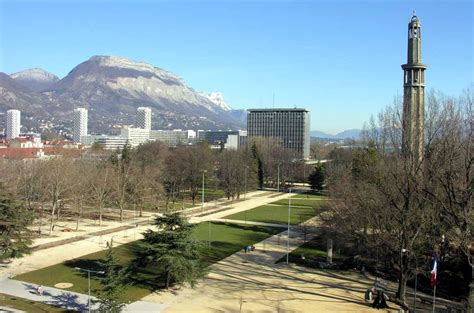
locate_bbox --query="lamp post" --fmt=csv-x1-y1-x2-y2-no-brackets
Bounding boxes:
74,267,105,312
286,188,292,264
201,170,207,213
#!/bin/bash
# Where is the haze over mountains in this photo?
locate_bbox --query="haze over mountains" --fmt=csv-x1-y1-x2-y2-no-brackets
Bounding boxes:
310,129,361,140
0,56,245,133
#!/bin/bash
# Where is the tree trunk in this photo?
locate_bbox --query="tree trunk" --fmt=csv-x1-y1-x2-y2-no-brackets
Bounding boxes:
397,269,408,306
99,202,103,226
75,201,83,231
49,202,56,236
468,265,474,312
166,271,171,289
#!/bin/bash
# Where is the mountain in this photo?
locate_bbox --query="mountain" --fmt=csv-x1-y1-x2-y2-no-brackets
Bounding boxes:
199,92,232,111
1,56,245,133
0,73,52,129
10,68,59,92
310,129,361,140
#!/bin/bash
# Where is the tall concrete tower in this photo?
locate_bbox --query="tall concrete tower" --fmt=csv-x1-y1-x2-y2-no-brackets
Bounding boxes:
6,109,21,140
73,108,88,143
136,107,151,130
402,13,427,160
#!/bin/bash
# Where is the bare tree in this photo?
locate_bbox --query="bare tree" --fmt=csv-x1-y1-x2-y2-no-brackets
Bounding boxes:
39,158,74,235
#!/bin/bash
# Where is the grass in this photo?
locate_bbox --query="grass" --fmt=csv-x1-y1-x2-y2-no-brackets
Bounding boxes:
15,222,281,302
0,293,73,313
271,194,328,208
223,203,320,225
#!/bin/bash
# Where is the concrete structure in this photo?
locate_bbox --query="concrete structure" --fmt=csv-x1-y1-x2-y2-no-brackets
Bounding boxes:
136,107,152,130
6,109,21,140
73,108,88,144
82,135,128,150
149,129,196,147
120,126,150,147
402,13,427,160
225,130,247,150
247,108,310,159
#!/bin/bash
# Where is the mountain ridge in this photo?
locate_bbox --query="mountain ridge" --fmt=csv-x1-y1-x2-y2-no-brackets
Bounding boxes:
0,55,244,133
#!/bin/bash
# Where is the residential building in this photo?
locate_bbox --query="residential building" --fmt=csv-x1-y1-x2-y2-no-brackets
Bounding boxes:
73,108,88,143
247,108,310,159
136,107,152,130
6,109,21,140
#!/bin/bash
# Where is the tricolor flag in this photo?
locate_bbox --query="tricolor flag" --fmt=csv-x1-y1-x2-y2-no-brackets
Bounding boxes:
430,256,438,288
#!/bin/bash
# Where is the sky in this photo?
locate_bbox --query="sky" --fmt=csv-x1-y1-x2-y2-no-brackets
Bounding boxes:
0,0,472,134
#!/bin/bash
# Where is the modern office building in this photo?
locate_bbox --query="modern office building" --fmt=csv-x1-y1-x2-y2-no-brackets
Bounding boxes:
120,126,150,147
6,109,21,140
247,108,310,159
225,130,247,150
82,135,129,150
136,107,152,130
149,129,196,147
73,108,88,144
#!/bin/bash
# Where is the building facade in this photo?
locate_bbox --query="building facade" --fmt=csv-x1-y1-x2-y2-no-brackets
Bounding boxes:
247,108,310,159
402,13,427,160
120,126,150,147
6,109,21,140
73,108,88,144
149,129,196,147
136,107,152,130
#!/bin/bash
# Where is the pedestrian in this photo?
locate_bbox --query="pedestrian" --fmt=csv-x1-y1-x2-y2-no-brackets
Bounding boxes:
37,285,43,296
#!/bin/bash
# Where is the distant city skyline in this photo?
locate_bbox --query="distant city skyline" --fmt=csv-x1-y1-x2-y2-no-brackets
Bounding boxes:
1,0,472,134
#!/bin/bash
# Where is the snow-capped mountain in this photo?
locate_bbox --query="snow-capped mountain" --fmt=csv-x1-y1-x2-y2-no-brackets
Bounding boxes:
10,68,59,92
1,56,244,132
199,92,232,111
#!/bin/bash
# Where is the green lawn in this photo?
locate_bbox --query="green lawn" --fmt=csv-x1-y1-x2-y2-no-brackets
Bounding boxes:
223,203,319,225
0,293,73,313
271,194,328,208
15,222,281,302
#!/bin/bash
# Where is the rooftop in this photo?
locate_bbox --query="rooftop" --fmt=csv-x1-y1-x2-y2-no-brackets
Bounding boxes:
247,108,309,112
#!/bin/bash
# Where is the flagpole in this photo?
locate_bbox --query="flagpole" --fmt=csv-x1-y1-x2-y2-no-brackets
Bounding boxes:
432,283,436,313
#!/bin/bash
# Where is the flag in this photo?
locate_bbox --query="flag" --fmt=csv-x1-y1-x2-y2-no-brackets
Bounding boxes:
430,256,438,288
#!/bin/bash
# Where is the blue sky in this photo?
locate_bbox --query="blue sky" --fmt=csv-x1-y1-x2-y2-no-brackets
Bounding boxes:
1,0,472,133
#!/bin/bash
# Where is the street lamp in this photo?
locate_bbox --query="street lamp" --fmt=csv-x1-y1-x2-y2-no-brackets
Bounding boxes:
286,188,292,264
201,169,207,213
74,267,105,312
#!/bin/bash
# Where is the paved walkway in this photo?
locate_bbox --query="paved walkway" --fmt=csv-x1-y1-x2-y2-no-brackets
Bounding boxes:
0,190,300,312
140,216,403,312
0,275,167,312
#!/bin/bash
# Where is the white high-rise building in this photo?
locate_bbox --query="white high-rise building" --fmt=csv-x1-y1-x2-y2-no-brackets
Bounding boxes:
6,109,21,140
73,108,88,143
136,107,151,130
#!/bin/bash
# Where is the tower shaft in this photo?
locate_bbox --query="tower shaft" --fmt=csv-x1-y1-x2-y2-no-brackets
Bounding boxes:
402,14,427,160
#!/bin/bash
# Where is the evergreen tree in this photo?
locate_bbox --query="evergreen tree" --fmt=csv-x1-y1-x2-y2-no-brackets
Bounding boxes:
308,163,325,192
0,186,33,260
97,242,129,313
251,143,264,189
136,213,206,288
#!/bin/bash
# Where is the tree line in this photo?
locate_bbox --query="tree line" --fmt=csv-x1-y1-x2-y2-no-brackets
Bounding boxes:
323,87,473,308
